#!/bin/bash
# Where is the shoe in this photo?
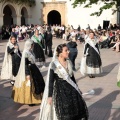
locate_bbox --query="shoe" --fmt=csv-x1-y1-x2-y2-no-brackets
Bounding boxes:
88,75,92,78
10,81,14,86
89,75,95,78
92,76,95,78
29,104,36,107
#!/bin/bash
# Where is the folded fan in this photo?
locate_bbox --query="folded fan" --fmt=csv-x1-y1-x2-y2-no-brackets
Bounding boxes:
82,89,95,96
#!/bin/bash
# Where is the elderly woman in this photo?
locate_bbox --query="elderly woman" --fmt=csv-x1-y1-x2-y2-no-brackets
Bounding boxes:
1,36,21,85
31,29,46,69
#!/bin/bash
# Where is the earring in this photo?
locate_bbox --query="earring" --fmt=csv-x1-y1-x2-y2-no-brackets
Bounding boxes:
60,54,62,58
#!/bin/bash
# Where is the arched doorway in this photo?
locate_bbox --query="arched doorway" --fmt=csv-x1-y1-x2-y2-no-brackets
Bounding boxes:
47,10,61,25
21,7,28,25
3,5,16,25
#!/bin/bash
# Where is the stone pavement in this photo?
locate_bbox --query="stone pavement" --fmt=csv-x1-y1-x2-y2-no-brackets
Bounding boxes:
0,38,120,120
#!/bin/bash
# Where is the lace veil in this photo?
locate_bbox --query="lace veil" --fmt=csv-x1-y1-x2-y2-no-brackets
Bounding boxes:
39,47,58,120
14,39,34,88
1,39,14,80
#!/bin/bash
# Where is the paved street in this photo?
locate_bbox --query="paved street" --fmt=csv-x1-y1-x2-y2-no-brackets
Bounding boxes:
0,38,120,120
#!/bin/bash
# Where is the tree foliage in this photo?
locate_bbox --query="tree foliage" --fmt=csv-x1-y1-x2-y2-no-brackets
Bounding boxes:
72,0,120,16
0,0,35,6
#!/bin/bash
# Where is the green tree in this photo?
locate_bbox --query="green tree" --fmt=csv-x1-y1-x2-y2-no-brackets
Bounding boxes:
72,0,120,16
0,0,35,6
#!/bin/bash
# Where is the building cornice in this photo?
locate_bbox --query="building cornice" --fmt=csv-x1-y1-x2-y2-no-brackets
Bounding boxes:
41,1,66,5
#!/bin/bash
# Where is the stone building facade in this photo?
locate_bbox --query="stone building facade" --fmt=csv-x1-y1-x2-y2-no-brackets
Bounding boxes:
0,0,119,29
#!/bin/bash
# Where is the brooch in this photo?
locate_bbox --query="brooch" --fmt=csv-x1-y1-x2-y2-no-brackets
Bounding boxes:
58,66,62,69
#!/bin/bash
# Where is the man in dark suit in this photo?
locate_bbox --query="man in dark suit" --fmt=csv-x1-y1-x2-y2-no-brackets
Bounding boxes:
45,31,53,57
67,39,78,71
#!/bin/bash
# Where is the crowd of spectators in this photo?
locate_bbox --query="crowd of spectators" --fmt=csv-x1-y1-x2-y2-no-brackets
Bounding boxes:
1,23,120,52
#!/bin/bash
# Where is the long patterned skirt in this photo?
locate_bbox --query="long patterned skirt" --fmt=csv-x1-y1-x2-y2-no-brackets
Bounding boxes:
12,79,42,104
53,79,89,120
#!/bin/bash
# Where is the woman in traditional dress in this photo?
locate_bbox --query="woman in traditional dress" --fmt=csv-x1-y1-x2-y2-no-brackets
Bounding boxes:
1,36,21,85
12,39,45,105
39,44,88,120
31,29,46,69
39,29,46,50
82,32,102,78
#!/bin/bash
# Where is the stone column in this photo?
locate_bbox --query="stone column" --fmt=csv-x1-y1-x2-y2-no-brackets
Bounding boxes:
16,15,21,25
40,9,43,24
0,14,4,26
61,13,65,25
12,15,17,25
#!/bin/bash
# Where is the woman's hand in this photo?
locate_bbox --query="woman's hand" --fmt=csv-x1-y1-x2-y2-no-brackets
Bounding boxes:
26,80,31,86
26,75,31,81
26,75,31,86
48,97,52,105
14,46,18,49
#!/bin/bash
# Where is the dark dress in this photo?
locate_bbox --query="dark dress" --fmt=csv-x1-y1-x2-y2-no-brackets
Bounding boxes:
84,43,102,68
32,35,45,62
48,62,88,120
7,46,21,77
33,42,45,62
25,57,45,95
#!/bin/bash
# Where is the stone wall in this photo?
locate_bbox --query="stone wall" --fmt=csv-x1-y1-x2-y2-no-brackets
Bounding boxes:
0,0,118,29
0,1,31,26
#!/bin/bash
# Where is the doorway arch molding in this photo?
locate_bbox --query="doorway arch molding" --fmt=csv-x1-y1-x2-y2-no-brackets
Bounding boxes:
1,2,18,16
41,2,67,25
47,10,61,25
2,3,17,25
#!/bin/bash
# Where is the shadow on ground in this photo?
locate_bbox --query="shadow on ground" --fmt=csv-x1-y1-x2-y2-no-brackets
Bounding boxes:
0,80,40,120
75,63,118,81
96,63,118,77
88,90,120,120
